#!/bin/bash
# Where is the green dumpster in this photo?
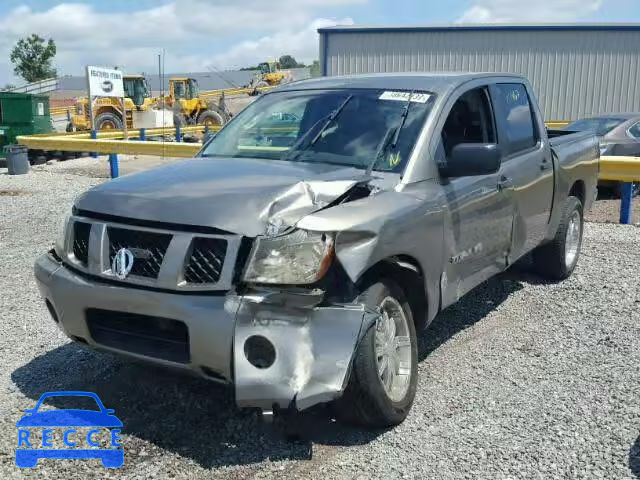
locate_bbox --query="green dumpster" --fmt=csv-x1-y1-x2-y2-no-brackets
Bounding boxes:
0,92,52,160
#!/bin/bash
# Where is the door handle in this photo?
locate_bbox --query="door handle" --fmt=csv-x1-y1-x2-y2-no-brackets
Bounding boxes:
540,158,551,171
498,175,512,191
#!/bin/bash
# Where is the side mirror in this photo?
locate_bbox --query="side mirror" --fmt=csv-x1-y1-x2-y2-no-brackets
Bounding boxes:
439,143,501,178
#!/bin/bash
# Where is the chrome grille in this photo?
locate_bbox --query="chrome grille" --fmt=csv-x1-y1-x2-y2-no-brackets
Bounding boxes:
72,221,91,266
64,215,240,291
107,227,171,279
184,237,228,284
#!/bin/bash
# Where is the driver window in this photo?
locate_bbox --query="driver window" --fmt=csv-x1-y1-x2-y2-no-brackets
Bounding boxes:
442,87,496,158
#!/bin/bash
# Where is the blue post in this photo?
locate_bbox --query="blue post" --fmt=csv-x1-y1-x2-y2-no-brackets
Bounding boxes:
139,128,146,141
90,130,97,158
176,125,182,143
619,182,633,225
109,153,119,179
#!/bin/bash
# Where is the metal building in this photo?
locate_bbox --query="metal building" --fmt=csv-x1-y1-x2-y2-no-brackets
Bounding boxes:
318,24,640,121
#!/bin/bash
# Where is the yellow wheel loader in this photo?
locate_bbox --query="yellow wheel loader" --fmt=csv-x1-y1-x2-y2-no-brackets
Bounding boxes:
68,75,155,131
161,77,230,128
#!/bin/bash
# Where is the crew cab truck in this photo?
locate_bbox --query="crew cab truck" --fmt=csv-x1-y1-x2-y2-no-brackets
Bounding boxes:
35,73,599,428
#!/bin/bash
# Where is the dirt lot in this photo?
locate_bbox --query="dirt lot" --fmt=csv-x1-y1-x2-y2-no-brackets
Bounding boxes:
0,159,638,479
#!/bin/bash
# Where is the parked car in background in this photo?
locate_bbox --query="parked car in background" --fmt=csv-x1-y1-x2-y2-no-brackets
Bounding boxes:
565,114,640,195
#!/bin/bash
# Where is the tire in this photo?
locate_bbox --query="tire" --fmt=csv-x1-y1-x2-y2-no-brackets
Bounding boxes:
94,112,123,130
197,107,229,127
335,278,418,428
532,195,583,280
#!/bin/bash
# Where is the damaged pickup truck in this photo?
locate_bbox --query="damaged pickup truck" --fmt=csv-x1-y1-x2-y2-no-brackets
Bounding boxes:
35,73,599,427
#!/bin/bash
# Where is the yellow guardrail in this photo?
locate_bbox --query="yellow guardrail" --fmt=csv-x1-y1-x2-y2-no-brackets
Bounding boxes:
599,156,640,182
17,135,201,157
64,125,219,140
545,120,571,129
15,132,640,176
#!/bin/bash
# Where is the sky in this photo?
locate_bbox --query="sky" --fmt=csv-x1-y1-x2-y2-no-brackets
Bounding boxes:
0,0,639,84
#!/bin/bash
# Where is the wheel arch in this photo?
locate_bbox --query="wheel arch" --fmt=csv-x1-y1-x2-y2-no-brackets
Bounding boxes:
569,179,586,206
355,255,429,331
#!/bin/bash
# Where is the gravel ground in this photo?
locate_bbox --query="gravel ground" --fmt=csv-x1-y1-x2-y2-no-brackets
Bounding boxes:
586,197,640,225
0,162,639,479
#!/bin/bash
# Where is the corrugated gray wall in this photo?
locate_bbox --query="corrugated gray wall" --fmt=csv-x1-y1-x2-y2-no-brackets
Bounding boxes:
321,28,640,120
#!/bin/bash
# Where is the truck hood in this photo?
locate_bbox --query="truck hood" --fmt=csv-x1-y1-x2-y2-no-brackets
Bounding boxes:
75,157,398,236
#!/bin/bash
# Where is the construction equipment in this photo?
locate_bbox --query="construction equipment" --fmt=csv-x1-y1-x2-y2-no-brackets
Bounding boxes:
160,77,230,128
250,62,291,88
68,74,161,131
70,75,230,132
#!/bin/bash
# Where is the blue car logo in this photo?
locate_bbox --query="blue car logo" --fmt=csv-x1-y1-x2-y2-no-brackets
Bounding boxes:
16,391,123,468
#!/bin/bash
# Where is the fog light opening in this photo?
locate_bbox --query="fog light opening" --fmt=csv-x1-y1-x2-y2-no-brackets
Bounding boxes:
244,335,276,369
45,300,59,323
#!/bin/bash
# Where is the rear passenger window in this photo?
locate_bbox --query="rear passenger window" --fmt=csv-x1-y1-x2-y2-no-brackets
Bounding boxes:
629,122,640,138
493,83,537,154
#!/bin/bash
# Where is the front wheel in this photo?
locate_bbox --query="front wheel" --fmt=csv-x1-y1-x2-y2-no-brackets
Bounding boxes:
532,195,584,280
335,279,418,428
94,112,123,130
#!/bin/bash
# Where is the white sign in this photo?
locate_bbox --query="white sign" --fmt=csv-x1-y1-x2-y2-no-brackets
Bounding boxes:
86,66,124,98
37,102,44,116
379,91,431,103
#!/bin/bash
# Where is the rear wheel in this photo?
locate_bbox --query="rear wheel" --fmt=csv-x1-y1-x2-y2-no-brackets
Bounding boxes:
94,112,123,130
532,195,583,280
335,279,418,428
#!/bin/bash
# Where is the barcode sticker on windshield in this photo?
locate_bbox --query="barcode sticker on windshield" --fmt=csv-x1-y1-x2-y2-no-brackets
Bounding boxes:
379,91,431,103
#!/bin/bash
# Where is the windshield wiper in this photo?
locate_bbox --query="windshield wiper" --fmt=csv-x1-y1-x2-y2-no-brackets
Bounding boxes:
365,91,414,175
281,94,353,162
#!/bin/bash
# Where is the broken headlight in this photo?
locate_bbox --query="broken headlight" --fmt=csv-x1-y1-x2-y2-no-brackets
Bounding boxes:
243,229,334,284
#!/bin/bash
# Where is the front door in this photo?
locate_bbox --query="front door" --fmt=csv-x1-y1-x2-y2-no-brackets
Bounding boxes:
439,86,514,307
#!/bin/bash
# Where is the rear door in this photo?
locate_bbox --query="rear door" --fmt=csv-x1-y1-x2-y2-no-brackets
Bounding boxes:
489,83,554,260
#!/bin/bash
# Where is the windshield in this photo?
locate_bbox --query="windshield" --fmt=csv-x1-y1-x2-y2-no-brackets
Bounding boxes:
566,117,626,136
123,78,149,99
174,81,185,99
200,88,434,173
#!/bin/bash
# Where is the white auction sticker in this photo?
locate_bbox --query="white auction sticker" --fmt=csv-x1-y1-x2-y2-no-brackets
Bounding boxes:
379,91,431,103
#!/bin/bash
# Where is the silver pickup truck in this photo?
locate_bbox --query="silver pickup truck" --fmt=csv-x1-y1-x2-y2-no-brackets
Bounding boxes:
35,73,599,427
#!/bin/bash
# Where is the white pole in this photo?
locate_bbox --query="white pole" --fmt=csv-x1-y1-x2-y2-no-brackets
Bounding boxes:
122,96,128,140
86,66,94,131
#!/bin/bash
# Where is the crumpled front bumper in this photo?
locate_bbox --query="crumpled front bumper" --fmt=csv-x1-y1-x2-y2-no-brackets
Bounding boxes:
34,253,378,411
